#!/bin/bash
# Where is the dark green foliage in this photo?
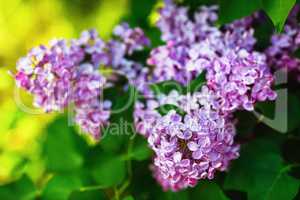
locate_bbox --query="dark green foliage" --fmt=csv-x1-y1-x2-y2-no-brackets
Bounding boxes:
125,0,164,47
293,48,300,58
0,175,36,200
43,116,87,172
224,139,300,200
234,110,258,139
128,136,152,161
69,190,107,200
42,174,83,200
191,181,229,200
91,154,126,187
127,0,157,28
262,0,296,32
150,80,186,95
219,0,262,24
253,13,275,51
185,71,206,93
254,93,300,133
218,0,296,32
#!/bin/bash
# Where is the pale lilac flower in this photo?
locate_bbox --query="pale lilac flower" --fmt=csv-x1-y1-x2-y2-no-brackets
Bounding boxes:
148,0,276,112
15,23,151,139
15,40,82,112
15,31,110,139
138,91,239,191
113,23,150,55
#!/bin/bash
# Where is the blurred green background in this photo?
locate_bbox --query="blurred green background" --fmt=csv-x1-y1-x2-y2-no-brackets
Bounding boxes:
0,0,136,184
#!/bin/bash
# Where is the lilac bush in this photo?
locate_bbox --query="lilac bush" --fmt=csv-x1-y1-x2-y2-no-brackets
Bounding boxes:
15,0,298,195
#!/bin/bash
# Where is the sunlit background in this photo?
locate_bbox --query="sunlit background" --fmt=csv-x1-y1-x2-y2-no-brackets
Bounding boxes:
0,0,140,184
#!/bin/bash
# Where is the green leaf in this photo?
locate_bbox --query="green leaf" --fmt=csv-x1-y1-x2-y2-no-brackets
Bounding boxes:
162,190,189,200
219,0,262,24
101,85,137,152
262,0,296,32
235,111,258,137
42,174,82,200
91,154,126,187
185,71,206,93
150,80,185,95
43,116,85,172
263,170,300,200
254,93,300,133
191,181,229,200
255,101,276,119
123,196,135,200
253,16,275,51
224,139,299,200
126,0,157,28
129,136,152,161
69,190,107,200
292,48,300,58
100,123,127,153
156,104,186,116
0,175,36,200
287,94,300,132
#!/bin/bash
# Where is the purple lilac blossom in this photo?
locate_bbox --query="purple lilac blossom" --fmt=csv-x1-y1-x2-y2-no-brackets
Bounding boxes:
265,5,300,81
136,89,239,191
15,23,150,139
148,0,276,112
15,32,110,139
105,23,152,94
15,39,83,112
134,0,277,191
113,23,151,55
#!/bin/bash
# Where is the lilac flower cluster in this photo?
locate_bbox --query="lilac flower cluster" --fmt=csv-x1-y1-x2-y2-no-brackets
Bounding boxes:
148,1,276,112
15,24,150,139
15,40,84,112
14,0,281,193
265,5,300,81
134,0,277,191
136,89,239,191
15,33,110,139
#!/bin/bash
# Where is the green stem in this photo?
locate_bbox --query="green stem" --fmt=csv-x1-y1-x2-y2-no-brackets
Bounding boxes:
79,185,106,192
114,187,120,200
118,180,130,195
115,138,135,199
127,138,134,179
